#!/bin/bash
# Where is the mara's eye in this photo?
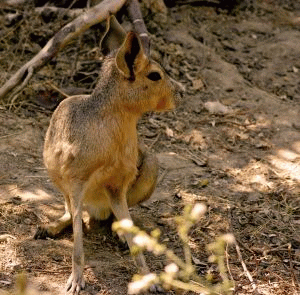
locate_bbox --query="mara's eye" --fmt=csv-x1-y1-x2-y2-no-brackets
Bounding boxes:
147,72,162,81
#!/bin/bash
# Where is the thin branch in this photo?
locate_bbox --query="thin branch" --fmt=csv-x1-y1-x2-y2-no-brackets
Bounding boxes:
0,0,127,101
288,243,297,288
9,67,34,110
126,0,150,56
35,6,85,18
46,81,70,98
225,244,234,282
235,243,258,293
166,279,209,294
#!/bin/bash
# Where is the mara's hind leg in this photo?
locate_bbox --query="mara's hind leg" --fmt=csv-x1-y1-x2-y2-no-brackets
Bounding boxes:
34,195,72,239
127,149,158,207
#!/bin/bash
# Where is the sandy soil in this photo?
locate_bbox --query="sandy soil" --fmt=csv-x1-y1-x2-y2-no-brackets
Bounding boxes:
1,1,300,294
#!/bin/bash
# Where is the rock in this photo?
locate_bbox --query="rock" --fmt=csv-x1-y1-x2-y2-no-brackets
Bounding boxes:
165,127,174,138
204,101,232,114
192,78,205,90
156,152,194,170
23,218,32,225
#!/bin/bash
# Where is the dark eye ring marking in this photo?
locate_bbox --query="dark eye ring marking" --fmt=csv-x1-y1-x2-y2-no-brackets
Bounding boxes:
147,72,162,81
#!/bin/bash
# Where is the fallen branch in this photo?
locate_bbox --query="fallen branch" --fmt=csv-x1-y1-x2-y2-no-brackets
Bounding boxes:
46,81,70,98
35,6,85,19
0,0,27,8
126,0,150,55
0,0,127,101
235,243,258,293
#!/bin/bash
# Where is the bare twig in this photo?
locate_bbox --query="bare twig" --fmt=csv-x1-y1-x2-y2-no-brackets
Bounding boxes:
35,7,85,18
148,132,161,150
288,243,298,288
157,168,169,185
235,243,258,293
126,0,150,56
46,81,70,98
225,244,234,283
9,66,34,109
0,132,22,139
0,0,127,101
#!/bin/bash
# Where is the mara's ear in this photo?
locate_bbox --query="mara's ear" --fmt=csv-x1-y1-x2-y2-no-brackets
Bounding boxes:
116,32,148,79
100,15,126,56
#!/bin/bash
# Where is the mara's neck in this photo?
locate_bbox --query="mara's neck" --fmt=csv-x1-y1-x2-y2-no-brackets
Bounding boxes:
90,60,143,123
91,62,119,103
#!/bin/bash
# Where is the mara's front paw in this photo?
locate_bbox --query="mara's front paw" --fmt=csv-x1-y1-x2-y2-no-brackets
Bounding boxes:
65,272,85,295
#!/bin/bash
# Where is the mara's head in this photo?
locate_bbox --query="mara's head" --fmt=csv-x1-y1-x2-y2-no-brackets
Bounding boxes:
98,15,183,114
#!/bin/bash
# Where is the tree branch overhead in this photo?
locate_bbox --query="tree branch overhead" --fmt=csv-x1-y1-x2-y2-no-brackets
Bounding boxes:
0,0,128,101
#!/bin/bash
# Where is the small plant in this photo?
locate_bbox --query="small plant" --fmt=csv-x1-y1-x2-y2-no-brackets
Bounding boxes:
112,203,235,294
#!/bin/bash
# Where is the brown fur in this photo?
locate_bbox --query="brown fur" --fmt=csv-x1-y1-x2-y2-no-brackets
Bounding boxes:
35,16,182,295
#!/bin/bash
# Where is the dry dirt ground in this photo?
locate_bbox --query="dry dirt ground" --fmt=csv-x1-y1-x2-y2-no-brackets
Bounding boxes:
1,1,300,294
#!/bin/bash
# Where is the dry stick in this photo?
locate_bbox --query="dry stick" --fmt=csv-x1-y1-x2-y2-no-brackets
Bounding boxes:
156,168,169,185
71,36,82,78
8,67,34,110
126,0,150,56
235,242,258,293
46,81,70,98
1,0,28,7
252,243,292,256
0,0,127,101
288,243,298,289
163,279,209,294
35,7,84,19
148,132,161,150
0,132,23,139
225,244,234,283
